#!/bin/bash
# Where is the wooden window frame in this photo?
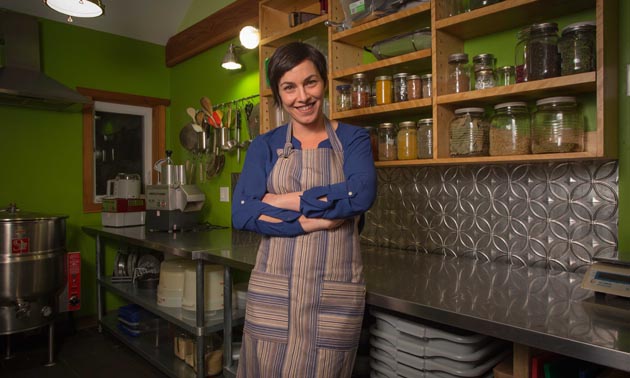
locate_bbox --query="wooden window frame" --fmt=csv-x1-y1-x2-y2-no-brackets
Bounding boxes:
79,87,170,213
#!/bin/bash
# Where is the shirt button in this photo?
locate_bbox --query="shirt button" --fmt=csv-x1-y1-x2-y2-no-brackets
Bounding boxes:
348,191,353,196
240,200,245,204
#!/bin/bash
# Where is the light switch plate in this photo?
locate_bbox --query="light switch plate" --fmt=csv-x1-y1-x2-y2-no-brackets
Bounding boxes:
220,187,230,202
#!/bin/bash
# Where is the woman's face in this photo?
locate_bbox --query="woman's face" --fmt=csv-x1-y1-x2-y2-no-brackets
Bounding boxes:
278,59,326,128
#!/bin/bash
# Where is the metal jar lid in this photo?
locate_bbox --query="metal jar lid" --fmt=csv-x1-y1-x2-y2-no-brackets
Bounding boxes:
418,118,433,126
378,122,395,129
398,121,417,128
496,65,515,73
0,204,68,222
420,73,432,80
407,74,421,80
454,107,485,115
448,53,468,63
336,84,351,91
535,96,576,106
393,73,408,79
473,53,495,63
494,101,528,110
561,21,596,36
375,75,392,81
352,73,366,79
530,22,558,34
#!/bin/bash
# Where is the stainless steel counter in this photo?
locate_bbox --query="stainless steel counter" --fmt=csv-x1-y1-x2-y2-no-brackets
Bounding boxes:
83,226,630,372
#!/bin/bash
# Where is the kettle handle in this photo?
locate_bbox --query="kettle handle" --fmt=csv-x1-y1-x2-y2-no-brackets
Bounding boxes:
106,179,115,196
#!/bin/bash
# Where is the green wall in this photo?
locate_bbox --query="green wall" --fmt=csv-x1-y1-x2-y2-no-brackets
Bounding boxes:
616,0,630,260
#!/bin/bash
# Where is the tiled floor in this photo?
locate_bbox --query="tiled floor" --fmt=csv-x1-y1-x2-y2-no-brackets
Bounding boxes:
0,319,167,378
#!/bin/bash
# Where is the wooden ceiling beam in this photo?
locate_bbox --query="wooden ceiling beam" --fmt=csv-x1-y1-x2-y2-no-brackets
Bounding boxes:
165,0,259,67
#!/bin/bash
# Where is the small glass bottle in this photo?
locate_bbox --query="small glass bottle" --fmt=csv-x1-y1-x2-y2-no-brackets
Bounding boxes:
420,74,432,98
531,96,583,154
375,75,393,105
351,73,370,109
397,121,418,160
527,22,560,80
393,73,408,102
407,75,422,100
447,53,470,94
559,21,596,76
489,101,531,156
449,107,489,157
378,122,397,161
514,26,531,83
417,118,433,159
335,84,352,112
496,66,515,86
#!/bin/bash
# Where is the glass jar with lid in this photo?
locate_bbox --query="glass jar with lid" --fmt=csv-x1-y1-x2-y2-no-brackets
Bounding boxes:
375,75,393,105
407,75,422,100
472,53,495,72
531,96,583,153
378,122,397,161
393,73,408,102
397,121,418,160
489,102,531,156
527,22,560,80
515,26,531,83
420,74,432,98
335,84,352,112
449,107,489,157
496,66,515,86
447,53,470,94
474,69,496,90
559,21,596,76
351,73,370,109
417,118,433,159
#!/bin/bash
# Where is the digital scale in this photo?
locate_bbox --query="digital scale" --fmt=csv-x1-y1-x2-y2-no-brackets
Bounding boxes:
581,257,630,299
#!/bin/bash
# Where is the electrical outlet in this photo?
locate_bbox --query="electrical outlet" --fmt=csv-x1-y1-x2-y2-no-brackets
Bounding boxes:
219,187,230,202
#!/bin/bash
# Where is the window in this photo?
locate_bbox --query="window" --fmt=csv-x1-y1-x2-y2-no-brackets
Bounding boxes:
80,88,169,213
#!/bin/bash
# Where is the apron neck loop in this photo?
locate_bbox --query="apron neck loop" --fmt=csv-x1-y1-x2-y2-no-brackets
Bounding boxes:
282,121,293,158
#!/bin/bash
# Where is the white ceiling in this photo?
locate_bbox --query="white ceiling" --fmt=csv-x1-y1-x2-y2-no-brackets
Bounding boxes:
1,0,194,46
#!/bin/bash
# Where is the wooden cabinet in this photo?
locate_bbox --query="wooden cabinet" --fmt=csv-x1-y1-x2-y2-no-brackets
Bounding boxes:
258,0,618,166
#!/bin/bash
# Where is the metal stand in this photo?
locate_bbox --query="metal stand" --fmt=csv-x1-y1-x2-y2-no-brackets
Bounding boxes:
44,322,55,367
195,259,206,378
96,234,104,333
3,335,14,360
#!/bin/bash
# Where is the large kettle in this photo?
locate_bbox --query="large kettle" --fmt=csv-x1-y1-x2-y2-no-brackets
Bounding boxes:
106,173,141,198
153,150,186,186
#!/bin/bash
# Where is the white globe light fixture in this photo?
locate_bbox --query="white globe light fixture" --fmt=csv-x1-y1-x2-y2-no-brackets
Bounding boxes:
239,26,260,50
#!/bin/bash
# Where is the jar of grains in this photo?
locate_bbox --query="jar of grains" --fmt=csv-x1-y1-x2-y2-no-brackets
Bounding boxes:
417,118,433,159
362,125,378,160
378,122,397,161
514,26,531,83
489,102,531,156
351,73,370,109
420,74,432,98
393,73,408,102
447,53,470,93
527,22,560,80
531,96,583,154
407,75,422,99
559,21,596,76
449,107,489,157
375,75,393,105
397,121,418,160
335,84,352,112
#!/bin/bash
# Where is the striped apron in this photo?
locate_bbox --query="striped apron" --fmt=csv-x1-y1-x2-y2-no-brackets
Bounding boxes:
237,120,365,378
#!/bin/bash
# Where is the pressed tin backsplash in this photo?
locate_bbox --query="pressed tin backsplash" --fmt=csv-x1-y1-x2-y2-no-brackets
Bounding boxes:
360,160,619,272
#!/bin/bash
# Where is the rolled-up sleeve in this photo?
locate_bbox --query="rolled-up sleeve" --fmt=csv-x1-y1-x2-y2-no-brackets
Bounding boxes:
300,125,377,219
232,135,306,237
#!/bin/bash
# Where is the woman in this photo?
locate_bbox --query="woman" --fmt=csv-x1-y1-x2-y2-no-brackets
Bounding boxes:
232,42,377,378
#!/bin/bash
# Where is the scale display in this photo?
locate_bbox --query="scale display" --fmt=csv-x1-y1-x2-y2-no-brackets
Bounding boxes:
582,258,630,298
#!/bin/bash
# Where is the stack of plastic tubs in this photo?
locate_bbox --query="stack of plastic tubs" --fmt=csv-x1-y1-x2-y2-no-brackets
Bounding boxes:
370,310,510,378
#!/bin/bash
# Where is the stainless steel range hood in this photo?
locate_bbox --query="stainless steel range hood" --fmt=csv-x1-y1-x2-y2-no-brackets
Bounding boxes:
0,11,91,112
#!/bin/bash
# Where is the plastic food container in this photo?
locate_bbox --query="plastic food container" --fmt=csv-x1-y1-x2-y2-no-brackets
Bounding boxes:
181,264,224,313
366,28,431,60
157,259,193,308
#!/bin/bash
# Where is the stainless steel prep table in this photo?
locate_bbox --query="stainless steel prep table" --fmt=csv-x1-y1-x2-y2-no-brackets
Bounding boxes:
84,226,630,376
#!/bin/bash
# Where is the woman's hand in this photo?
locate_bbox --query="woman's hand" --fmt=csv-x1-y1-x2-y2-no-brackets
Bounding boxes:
298,216,345,232
262,192,303,212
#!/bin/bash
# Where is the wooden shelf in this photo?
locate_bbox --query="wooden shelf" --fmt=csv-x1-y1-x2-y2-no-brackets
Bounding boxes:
434,0,595,39
333,2,431,47
332,98,432,123
260,14,329,47
436,72,596,106
331,49,432,80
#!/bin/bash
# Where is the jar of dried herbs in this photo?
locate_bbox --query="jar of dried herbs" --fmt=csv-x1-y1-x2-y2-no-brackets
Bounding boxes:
449,107,489,157
531,96,583,154
417,118,433,159
559,21,596,76
527,22,560,80
378,122,397,161
393,73,408,102
489,102,530,156
407,75,422,100
447,53,470,93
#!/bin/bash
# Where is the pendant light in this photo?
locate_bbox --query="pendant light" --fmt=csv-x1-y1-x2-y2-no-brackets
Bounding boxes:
45,0,104,23
221,44,242,70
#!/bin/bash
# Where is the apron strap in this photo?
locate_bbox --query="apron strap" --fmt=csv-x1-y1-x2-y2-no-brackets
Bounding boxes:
282,117,344,158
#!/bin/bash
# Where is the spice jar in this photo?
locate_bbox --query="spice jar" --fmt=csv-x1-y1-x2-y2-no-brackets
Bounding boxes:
473,54,496,90
527,22,560,80
375,75,393,105
378,123,397,161
496,66,515,86
362,126,378,161
473,53,495,72
407,75,422,100
420,74,432,98
447,53,470,93
449,107,489,157
351,73,370,109
531,96,583,153
397,121,418,160
489,102,531,156
417,118,433,159
559,21,596,76
335,84,352,112
393,73,408,102
514,27,531,83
